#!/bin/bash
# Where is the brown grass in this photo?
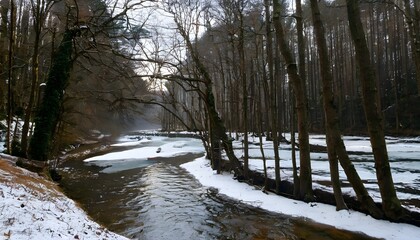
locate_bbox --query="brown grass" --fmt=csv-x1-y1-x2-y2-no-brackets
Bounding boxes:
0,158,62,198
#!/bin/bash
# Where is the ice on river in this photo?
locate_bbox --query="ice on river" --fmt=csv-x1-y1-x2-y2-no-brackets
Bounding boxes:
83,136,205,173
83,132,420,239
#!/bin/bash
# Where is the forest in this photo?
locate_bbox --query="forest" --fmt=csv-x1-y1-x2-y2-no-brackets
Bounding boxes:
0,0,419,224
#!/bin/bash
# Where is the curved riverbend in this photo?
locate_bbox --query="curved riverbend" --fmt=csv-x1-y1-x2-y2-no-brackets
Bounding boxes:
59,137,378,240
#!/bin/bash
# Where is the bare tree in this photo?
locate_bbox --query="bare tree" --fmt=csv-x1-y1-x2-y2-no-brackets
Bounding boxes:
346,0,404,220
272,0,313,200
263,0,282,193
401,0,420,94
20,0,56,157
6,0,16,154
309,0,385,217
159,0,245,177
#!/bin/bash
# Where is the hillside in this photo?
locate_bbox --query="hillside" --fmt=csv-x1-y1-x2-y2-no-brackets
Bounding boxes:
0,156,127,240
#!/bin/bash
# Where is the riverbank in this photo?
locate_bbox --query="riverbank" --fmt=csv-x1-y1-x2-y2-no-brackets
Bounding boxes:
181,156,420,240
73,133,420,239
0,155,128,240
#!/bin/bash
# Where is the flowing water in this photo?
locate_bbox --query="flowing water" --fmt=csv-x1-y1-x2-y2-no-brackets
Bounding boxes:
59,138,379,240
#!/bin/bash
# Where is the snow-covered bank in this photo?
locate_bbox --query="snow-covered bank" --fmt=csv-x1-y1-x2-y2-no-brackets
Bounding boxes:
0,157,128,240
181,157,420,240
229,134,420,213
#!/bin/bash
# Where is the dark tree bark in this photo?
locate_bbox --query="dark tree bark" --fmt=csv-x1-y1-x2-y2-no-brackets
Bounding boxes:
21,0,47,157
346,0,404,220
290,87,299,198
29,29,75,161
293,0,305,198
264,0,281,193
403,0,420,95
6,0,16,155
295,0,306,102
309,0,348,211
272,0,313,200
206,85,243,177
238,3,249,178
0,3,8,115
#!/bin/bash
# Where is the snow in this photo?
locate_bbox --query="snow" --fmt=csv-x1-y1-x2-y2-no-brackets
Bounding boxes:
1,133,418,239
82,133,419,239
180,157,420,240
231,134,420,207
84,137,203,162
83,136,205,173
0,158,128,240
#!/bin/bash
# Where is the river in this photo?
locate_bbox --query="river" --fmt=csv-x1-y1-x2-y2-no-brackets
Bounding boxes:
59,136,379,240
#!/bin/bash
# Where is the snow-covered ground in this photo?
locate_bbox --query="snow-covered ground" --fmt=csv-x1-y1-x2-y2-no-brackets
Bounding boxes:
181,157,420,240
1,132,419,239
84,133,420,240
234,134,420,213
0,156,128,240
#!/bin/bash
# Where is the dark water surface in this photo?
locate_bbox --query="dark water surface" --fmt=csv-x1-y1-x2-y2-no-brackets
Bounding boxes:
59,142,379,240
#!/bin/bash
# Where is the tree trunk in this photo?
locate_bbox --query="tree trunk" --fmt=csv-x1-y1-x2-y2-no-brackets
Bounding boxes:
0,4,8,115
403,0,420,95
210,120,221,174
29,29,75,161
309,0,347,211
265,0,281,193
6,0,16,155
415,0,420,94
272,0,313,200
257,80,269,189
346,0,403,220
21,0,44,157
206,85,243,177
239,7,249,179
290,87,299,198
295,0,307,104
293,0,305,198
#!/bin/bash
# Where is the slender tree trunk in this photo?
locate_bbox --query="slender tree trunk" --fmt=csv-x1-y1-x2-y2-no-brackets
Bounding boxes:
272,0,313,200
265,0,281,193
257,71,268,188
6,0,16,155
0,5,8,114
309,0,347,211
21,0,44,157
403,0,420,94
293,0,305,198
239,7,249,179
290,87,299,198
346,0,403,220
295,0,306,105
